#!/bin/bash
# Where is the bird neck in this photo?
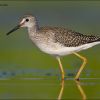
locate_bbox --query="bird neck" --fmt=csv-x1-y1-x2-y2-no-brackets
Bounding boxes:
28,21,39,36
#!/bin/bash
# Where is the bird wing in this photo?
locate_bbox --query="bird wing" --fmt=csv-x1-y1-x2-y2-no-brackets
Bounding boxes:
53,27,100,47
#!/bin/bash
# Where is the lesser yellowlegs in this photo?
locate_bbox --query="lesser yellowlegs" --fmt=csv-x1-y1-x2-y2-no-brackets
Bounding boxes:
6,15,100,80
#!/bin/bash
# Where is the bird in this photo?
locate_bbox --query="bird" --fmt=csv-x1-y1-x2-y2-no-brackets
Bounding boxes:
6,15,100,81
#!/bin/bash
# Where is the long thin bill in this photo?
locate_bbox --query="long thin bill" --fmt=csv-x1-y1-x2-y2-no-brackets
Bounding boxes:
6,25,20,35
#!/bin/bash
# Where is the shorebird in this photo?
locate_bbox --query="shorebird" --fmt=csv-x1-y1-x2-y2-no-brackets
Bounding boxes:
6,15,100,81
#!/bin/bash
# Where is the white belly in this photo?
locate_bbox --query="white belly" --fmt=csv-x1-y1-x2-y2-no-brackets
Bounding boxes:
35,41,100,56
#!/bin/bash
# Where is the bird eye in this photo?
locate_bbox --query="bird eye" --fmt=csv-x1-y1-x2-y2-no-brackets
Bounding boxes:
26,19,29,22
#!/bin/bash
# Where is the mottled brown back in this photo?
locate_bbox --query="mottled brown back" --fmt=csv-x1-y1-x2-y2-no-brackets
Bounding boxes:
39,27,100,47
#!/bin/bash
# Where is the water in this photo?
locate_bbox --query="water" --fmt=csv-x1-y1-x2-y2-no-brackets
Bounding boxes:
0,76,99,99
0,69,99,99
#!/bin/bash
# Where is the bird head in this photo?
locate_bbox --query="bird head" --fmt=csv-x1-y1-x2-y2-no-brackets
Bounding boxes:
6,15,36,35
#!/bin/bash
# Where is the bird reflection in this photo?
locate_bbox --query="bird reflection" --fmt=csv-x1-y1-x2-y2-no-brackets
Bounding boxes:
57,80,86,100
58,80,64,100
75,80,86,100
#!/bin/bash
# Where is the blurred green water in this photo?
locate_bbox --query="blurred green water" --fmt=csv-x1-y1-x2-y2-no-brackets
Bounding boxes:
0,1,100,99
0,79,100,99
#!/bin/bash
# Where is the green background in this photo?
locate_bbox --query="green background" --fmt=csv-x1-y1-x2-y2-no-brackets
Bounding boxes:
0,1,100,99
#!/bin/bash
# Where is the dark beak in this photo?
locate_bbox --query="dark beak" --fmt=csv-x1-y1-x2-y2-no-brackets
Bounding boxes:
6,24,20,35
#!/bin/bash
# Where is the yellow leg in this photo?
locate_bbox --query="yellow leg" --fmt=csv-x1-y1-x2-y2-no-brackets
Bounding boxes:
73,52,87,81
56,56,65,80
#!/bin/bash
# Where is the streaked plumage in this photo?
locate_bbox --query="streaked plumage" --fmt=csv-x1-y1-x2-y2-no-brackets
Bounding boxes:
27,26,100,56
38,27,100,47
